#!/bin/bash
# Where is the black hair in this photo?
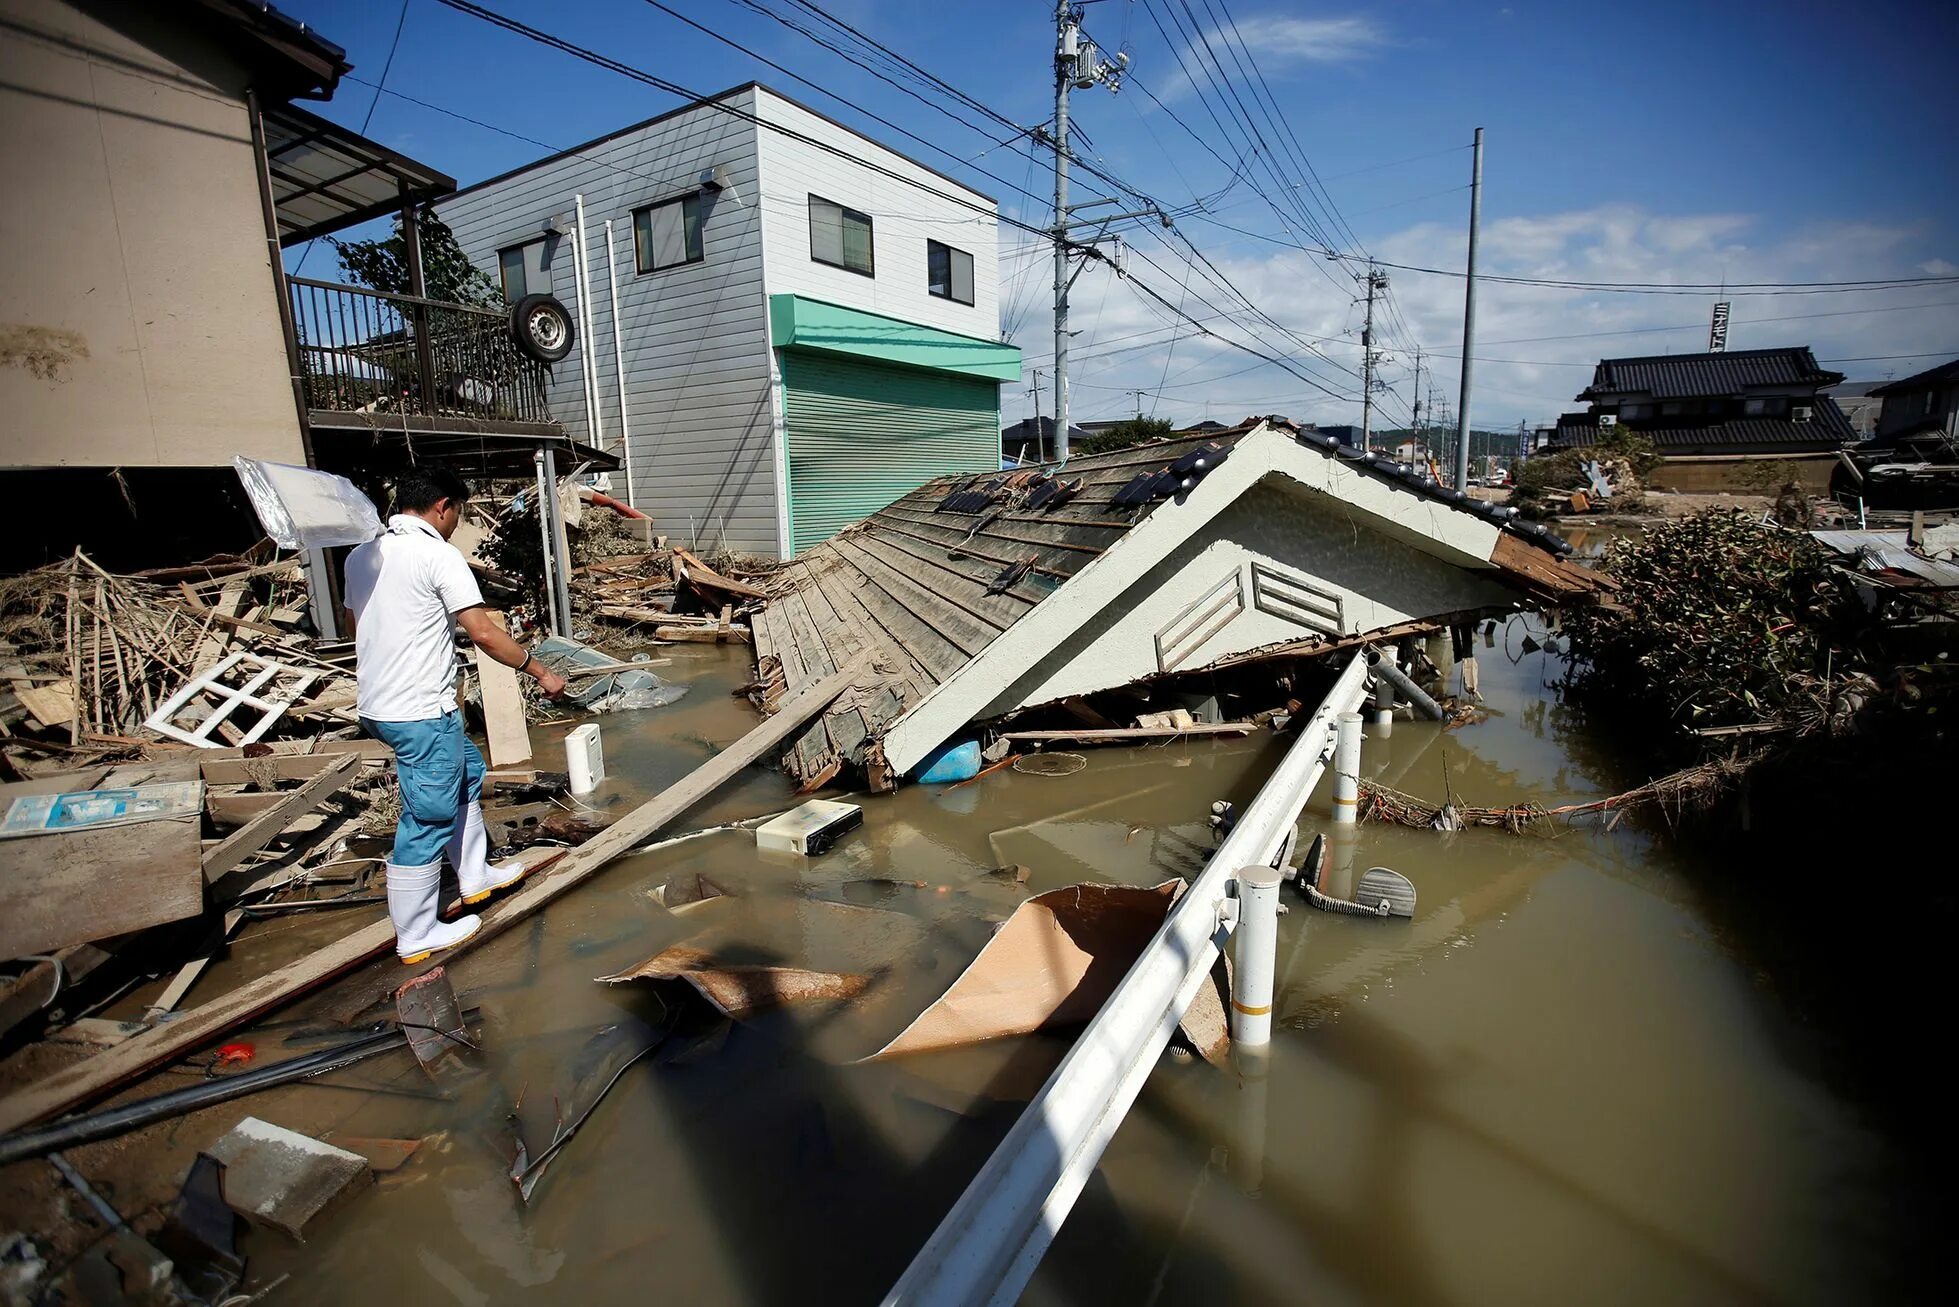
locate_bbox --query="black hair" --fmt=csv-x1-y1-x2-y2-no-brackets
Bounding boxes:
393,465,472,514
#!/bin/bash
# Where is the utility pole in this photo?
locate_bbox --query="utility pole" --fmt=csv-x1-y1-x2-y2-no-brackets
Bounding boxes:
1358,260,1387,451
1050,2,1129,461
1411,347,1425,454
1031,366,1046,464
1131,388,1148,420
1454,127,1484,490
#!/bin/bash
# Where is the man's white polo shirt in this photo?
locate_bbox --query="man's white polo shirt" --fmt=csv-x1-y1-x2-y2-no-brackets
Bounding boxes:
343,514,485,723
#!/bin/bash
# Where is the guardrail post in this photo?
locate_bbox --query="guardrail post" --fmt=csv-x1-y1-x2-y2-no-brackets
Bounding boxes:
1230,864,1282,1049
1332,709,1363,824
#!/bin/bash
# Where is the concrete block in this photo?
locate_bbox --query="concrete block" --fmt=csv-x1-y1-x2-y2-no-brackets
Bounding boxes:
204,1117,371,1240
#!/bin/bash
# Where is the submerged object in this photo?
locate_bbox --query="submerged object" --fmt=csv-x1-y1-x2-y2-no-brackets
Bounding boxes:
754,799,863,856
1295,833,1416,919
914,739,982,784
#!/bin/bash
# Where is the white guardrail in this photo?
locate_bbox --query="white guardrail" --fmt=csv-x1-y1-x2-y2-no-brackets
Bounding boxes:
884,652,1372,1306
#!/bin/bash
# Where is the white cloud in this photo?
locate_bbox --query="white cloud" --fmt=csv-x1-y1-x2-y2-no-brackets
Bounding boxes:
1225,14,1387,65
1008,206,1959,430
1152,13,1386,102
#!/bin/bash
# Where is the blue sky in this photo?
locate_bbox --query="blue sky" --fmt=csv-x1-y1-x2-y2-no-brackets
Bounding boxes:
284,0,1959,431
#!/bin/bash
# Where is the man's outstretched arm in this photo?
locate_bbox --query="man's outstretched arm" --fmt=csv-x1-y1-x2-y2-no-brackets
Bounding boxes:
454,606,568,698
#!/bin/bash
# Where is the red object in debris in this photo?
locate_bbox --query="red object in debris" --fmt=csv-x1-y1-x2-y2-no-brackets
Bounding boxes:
583,490,650,520
214,1043,255,1069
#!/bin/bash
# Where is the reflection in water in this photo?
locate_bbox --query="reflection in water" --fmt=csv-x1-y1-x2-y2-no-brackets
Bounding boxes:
251,623,1918,1305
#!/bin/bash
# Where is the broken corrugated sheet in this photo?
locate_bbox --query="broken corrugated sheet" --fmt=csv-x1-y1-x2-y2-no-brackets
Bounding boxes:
751,418,1605,789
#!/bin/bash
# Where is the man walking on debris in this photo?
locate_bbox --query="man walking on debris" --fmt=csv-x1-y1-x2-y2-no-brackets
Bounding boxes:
343,467,568,963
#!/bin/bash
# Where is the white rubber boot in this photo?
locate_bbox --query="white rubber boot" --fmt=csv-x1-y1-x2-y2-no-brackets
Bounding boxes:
449,805,534,905
387,859,480,964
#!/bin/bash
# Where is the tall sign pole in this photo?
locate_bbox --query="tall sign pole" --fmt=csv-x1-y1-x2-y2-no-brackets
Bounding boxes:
1708,301,1731,352
1454,127,1483,491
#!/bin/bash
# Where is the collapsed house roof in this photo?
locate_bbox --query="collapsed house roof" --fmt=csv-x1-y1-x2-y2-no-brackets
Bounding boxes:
750,419,1605,790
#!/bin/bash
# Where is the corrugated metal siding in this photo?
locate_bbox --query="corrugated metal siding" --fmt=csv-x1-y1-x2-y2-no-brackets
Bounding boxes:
435,90,783,556
781,352,1000,555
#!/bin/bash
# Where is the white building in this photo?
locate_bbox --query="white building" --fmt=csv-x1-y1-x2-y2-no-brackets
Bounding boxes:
439,83,1021,558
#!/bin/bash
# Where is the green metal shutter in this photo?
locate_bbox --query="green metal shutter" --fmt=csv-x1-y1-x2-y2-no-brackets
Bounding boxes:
781,351,1001,555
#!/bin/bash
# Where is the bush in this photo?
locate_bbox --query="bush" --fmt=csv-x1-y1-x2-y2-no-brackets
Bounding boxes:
1561,511,1866,734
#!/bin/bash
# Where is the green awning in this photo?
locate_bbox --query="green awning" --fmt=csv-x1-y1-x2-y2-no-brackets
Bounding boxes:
770,294,1022,382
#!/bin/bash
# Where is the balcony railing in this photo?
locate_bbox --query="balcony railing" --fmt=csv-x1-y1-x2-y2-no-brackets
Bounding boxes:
290,277,555,428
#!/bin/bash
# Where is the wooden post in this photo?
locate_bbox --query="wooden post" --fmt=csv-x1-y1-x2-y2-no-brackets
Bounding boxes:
474,614,533,768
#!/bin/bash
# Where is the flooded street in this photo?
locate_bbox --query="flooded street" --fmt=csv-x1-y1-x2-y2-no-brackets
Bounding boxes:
212,622,1920,1305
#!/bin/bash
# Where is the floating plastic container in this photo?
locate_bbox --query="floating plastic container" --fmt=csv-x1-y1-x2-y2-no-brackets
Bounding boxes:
565,723,605,795
913,739,981,784
755,799,863,856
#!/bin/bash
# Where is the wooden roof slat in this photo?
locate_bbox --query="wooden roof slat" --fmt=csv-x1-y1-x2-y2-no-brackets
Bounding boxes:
844,531,1033,632
809,563,935,710
864,513,1078,582
828,535,1000,661
819,549,973,682
859,524,1051,609
782,586,871,767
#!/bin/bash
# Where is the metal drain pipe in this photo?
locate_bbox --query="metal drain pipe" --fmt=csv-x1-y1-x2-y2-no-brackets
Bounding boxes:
883,653,1370,1307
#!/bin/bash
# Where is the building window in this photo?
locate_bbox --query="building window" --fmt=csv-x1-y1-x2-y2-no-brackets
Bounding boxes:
1621,403,1651,420
633,193,704,274
809,195,874,276
498,238,552,301
1743,397,1788,417
927,240,974,304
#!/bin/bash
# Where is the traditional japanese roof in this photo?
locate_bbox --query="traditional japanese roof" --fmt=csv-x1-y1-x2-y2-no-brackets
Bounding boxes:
1578,347,1843,402
1869,356,1959,397
751,419,1602,790
1544,399,1857,455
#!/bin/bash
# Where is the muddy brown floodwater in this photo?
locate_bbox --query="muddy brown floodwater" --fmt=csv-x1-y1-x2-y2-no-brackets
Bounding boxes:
76,620,1927,1305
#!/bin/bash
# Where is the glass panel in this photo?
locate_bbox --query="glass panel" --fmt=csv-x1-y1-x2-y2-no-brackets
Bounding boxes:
928,241,951,297
682,194,704,262
951,247,974,304
633,207,653,273
499,247,527,301
810,197,845,266
842,209,873,274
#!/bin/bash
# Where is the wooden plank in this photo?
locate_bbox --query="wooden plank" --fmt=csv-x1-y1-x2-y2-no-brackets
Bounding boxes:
474,631,533,768
821,551,971,684
654,626,751,644
15,680,78,730
809,562,941,701
1000,723,1257,745
0,944,112,1041
198,752,378,786
199,754,359,885
0,817,204,959
778,588,848,778
0,661,865,1135
872,508,1088,579
860,524,1052,608
828,535,1001,658
206,791,287,826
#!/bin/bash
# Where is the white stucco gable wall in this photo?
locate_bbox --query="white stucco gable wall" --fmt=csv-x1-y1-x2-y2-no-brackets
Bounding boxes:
983,478,1517,712
883,423,1511,773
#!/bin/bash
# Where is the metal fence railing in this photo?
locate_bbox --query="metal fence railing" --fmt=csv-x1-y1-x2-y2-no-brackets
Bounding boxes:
290,277,553,426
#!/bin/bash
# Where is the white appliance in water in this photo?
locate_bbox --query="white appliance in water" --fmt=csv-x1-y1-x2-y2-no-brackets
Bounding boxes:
565,723,605,795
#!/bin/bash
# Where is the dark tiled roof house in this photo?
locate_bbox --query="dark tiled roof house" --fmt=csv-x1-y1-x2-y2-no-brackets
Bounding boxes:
1544,347,1859,492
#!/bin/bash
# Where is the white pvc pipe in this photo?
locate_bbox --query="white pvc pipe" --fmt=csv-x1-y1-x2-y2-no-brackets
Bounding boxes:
1371,647,1396,736
571,194,602,452
884,653,1371,1307
602,218,635,508
1332,709,1363,824
1230,864,1282,1048
1368,648,1445,721
533,450,559,636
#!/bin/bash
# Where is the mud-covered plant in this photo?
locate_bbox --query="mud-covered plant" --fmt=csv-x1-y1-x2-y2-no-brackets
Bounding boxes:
1561,510,1868,734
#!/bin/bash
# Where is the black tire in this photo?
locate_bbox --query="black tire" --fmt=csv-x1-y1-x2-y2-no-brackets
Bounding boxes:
511,294,575,363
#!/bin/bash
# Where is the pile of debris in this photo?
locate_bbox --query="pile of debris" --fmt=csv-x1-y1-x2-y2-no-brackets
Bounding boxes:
1513,449,1647,518
0,548,357,779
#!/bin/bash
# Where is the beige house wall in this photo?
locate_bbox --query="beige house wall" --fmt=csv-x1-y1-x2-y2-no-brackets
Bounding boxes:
0,0,304,469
